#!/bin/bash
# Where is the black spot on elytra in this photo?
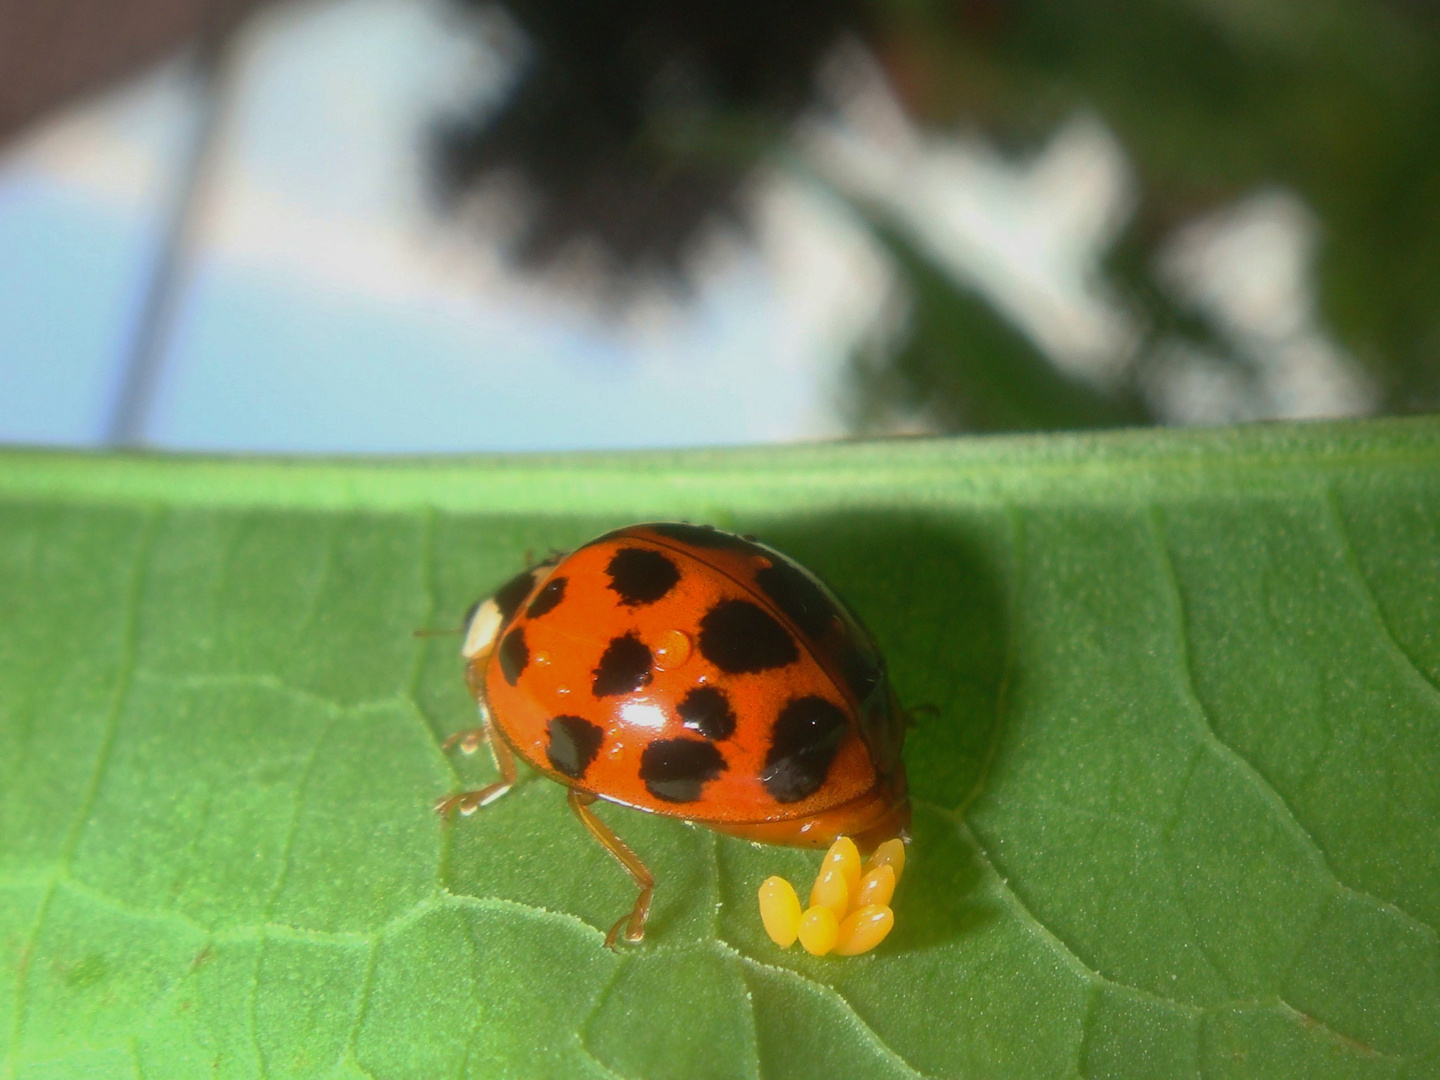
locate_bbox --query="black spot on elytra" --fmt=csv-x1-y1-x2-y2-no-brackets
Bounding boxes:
639,738,727,802
492,569,537,623
647,522,753,551
606,548,680,606
755,558,839,640
526,576,567,618
698,599,798,674
592,633,653,697
678,686,736,741
499,626,529,685
546,715,604,780
762,696,848,803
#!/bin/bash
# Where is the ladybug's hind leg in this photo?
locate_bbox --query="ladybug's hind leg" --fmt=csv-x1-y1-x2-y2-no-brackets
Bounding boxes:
567,791,655,949
435,711,517,816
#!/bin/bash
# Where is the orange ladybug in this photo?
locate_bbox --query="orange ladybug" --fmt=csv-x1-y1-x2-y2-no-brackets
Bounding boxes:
437,523,910,947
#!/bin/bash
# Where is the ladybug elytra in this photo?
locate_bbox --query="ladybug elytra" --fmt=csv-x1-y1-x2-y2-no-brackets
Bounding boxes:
438,523,910,947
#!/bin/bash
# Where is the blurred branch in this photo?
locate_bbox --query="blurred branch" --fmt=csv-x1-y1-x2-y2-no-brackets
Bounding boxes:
104,42,235,448
0,0,273,145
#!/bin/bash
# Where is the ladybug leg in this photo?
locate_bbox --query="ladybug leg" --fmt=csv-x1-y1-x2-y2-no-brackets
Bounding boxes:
441,661,494,755
442,726,487,755
567,790,655,949
434,713,517,817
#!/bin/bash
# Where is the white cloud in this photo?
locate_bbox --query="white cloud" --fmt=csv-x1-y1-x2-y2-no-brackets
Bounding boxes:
805,48,1140,386
1160,189,1376,420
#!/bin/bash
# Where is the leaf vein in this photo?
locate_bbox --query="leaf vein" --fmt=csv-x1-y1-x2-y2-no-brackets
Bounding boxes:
420,889,608,944
249,933,267,1079
4,880,56,1080
727,949,935,1080
7,511,159,1078
946,809,1210,1018
577,954,630,1064
1150,507,1437,942
263,714,341,923
1159,760,1238,995
1326,487,1440,701
955,505,1020,817
1271,998,1406,1064
1075,983,1102,1080
59,508,159,868
342,937,381,1073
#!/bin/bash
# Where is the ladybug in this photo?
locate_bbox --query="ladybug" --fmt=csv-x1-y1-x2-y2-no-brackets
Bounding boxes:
437,522,910,947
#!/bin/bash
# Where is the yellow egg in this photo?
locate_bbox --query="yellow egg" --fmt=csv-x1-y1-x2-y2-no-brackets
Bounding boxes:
854,863,896,909
809,862,850,920
834,905,895,956
797,906,840,955
757,876,802,948
822,836,862,897
865,838,906,883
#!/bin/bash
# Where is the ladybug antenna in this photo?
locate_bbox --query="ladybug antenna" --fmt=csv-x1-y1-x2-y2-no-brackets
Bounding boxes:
520,547,569,570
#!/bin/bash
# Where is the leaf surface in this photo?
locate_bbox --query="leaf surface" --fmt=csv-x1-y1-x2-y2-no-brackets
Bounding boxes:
1,419,1437,1079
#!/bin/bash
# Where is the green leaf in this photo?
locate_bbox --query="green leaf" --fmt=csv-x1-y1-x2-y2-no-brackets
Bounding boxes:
1,418,1437,1079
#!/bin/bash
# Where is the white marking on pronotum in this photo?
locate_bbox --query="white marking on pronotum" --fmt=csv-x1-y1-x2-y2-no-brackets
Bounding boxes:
461,597,506,660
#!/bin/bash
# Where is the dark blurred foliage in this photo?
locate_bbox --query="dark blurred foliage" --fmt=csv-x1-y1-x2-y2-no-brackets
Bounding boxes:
438,0,1440,429
437,0,868,275
874,0,1440,419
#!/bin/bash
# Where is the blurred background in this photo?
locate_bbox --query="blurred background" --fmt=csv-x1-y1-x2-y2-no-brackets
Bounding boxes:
1,0,1436,452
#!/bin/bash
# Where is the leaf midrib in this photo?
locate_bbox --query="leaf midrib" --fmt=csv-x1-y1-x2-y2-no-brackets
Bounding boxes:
0,417,1435,516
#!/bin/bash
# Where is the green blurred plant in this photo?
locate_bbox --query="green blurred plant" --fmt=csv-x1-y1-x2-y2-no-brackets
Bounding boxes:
439,0,1440,429
863,0,1440,423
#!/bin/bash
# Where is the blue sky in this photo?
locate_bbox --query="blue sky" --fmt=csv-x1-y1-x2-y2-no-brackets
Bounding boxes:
0,0,878,452
0,174,161,445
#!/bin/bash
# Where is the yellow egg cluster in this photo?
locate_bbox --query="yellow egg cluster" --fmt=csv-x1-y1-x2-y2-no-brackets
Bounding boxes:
757,837,905,956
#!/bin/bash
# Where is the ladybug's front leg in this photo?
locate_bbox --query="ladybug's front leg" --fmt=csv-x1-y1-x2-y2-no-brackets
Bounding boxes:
435,711,517,816
567,790,655,948
438,653,497,763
